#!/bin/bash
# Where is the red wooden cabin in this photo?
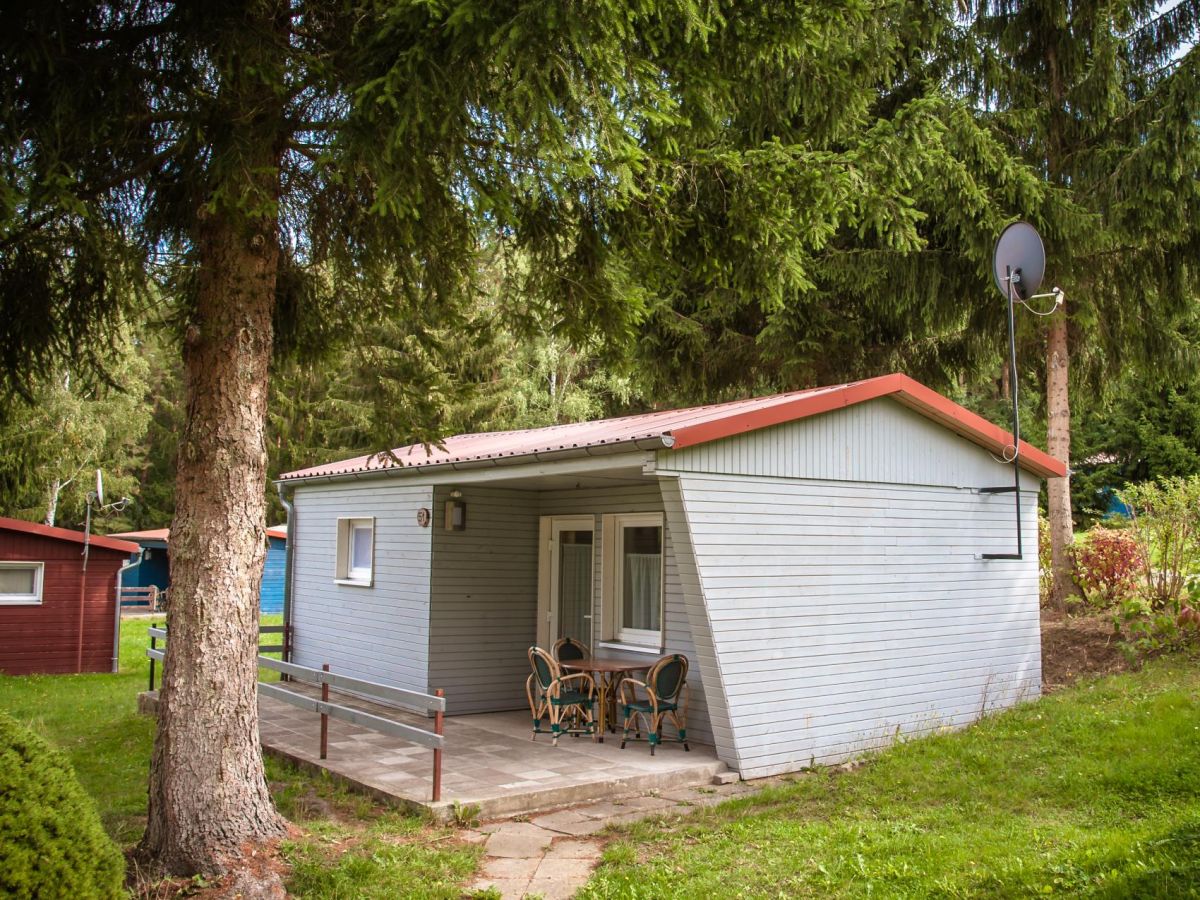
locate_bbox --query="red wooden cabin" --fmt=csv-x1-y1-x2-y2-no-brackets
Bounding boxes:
0,517,140,675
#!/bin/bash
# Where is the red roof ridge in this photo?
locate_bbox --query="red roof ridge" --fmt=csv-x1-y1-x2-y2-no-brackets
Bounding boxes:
0,516,140,554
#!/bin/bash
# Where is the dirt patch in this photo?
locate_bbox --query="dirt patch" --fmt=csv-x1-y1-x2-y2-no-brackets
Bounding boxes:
128,832,298,900
1041,608,1130,692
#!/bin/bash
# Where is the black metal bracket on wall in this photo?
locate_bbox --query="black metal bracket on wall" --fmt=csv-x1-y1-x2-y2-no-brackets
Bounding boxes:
980,483,1022,560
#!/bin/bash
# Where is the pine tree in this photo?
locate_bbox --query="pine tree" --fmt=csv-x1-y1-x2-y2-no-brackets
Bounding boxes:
953,1,1200,609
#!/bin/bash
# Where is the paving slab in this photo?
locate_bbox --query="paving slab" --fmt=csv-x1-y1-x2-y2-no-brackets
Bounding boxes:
484,823,555,859
544,839,603,859
479,856,542,880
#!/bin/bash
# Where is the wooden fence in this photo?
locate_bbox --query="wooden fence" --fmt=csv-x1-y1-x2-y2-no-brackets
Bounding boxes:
146,625,446,801
120,585,163,611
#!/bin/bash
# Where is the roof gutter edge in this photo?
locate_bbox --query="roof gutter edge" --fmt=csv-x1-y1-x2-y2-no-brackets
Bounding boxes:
273,435,673,487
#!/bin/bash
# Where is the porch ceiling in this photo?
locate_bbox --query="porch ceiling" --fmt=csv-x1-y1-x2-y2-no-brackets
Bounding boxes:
477,465,650,491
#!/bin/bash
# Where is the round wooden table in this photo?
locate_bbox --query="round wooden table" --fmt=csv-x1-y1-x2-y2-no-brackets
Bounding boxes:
560,657,649,742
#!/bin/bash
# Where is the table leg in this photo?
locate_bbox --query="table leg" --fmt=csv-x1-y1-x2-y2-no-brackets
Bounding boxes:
595,679,607,742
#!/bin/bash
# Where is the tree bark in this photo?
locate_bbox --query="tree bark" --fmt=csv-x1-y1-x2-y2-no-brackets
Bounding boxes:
138,208,286,873
44,478,60,526
139,207,286,872
1046,310,1078,610
1043,37,1080,612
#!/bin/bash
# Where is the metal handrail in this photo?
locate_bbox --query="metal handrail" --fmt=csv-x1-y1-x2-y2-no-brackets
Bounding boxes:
146,624,447,800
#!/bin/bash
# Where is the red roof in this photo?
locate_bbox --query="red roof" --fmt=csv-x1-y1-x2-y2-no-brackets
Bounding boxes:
110,527,171,543
279,374,1067,482
0,517,140,554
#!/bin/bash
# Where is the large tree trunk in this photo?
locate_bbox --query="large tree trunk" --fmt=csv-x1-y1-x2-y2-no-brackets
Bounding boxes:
138,212,286,872
1046,310,1078,611
136,3,290,875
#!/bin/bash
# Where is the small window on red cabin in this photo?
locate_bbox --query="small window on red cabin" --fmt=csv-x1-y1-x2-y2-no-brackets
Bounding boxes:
0,562,44,605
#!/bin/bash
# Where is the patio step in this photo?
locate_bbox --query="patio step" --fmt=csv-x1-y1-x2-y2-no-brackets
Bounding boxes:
450,758,730,821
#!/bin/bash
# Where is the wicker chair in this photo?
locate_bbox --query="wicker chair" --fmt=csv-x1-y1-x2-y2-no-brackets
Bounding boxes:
552,636,590,664
526,646,597,746
617,654,689,755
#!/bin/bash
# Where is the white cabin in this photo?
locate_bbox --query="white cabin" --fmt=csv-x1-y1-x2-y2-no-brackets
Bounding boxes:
277,374,1063,779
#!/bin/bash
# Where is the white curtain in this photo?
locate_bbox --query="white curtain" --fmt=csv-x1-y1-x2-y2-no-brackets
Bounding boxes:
625,553,661,630
558,544,592,641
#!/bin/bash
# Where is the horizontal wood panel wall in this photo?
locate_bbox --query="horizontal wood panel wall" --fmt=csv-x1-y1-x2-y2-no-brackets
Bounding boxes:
658,397,1042,493
0,531,127,674
674,473,1041,778
538,484,714,747
428,486,540,714
290,482,433,694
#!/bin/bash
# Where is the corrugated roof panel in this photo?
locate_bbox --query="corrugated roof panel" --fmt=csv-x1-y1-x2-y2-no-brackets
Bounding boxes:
278,374,1066,482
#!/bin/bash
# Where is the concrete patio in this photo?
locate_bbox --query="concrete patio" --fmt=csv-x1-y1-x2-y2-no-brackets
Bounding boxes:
257,685,726,821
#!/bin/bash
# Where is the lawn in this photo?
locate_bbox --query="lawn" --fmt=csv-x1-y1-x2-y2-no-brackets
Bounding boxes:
581,653,1200,899
0,615,482,898
4,616,1199,899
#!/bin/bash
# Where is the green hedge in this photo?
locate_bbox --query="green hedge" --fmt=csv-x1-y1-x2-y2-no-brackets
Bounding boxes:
0,710,124,899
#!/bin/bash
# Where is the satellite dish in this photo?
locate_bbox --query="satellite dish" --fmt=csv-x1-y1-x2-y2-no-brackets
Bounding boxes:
992,221,1045,301
95,469,104,506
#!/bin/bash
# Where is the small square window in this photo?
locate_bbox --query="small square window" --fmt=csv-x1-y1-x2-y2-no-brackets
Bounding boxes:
335,518,374,586
0,562,44,605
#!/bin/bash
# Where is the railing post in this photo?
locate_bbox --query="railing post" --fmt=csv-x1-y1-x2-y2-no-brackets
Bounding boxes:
432,688,444,802
149,622,157,692
281,624,291,682
319,663,330,760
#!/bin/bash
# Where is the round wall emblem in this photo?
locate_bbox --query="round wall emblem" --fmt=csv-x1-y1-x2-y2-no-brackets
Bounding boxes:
416,507,432,528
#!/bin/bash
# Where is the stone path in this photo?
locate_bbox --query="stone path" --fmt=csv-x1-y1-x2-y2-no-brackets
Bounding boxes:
465,774,760,899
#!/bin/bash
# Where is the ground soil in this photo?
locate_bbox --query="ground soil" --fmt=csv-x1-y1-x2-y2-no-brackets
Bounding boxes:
1041,607,1131,692
129,832,297,900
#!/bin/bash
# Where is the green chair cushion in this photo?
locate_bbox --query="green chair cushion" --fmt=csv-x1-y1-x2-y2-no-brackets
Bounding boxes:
624,700,677,714
551,691,593,706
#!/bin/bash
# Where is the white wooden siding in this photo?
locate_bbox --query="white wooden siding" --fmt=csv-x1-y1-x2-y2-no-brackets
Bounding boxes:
428,486,540,715
289,481,433,694
538,484,715,747
659,478,737,765
658,397,1042,492
675,472,1041,778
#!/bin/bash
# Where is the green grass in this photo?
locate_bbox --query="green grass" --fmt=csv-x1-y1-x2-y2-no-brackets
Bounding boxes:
283,813,482,899
0,614,481,897
0,616,161,843
581,654,1200,899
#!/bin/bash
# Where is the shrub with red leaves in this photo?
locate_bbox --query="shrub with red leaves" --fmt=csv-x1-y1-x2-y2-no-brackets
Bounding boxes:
1073,527,1146,608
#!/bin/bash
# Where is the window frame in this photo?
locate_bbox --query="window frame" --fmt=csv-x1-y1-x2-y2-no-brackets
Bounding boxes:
600,512,665,650
334,517,375,587
0,561,44,606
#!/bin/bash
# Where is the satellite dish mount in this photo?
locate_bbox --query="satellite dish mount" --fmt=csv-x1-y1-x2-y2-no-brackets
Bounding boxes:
982,222,1060,560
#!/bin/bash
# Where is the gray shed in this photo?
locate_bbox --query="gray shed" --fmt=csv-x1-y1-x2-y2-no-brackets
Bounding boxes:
277,374,1063,779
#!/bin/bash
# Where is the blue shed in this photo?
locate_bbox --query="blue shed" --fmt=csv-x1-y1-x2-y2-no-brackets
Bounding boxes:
260,526,287,614
110,525,287,614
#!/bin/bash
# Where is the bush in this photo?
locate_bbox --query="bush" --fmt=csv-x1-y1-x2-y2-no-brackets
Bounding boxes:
1118,476,1200,609
0,710,124,899
1112,476,1200,659
1038,511,1053,608
1072,526,1145,608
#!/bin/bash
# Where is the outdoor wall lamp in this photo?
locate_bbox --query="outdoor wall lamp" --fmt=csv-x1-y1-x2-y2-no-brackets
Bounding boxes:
445,489,466,532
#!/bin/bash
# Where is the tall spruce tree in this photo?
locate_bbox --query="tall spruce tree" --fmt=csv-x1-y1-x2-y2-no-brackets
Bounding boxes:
955,1,1200,609
0,0,1033,876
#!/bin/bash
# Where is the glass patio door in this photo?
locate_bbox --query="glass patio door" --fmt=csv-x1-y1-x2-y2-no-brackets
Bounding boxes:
549,518,594,648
